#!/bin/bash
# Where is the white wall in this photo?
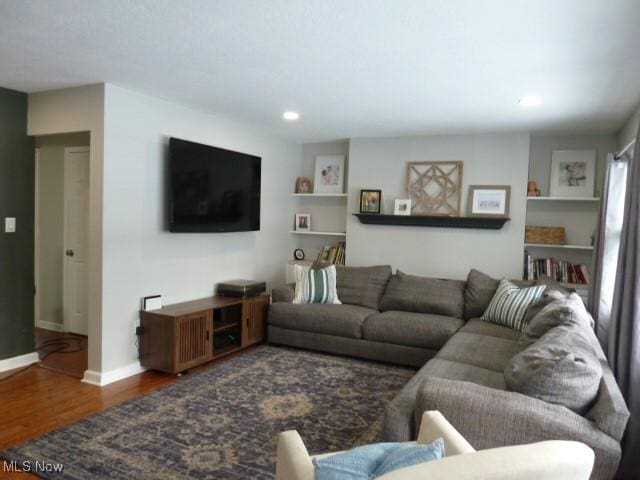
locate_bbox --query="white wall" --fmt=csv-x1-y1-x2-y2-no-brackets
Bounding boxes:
28,86,104,373
101,84,300,372
346,133,530,280
617,104,640,150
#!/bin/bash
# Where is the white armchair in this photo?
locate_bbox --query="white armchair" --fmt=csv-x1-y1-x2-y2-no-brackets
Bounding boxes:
275,410,594,480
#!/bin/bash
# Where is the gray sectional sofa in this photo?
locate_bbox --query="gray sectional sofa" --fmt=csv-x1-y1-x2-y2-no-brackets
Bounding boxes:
268,265,629,480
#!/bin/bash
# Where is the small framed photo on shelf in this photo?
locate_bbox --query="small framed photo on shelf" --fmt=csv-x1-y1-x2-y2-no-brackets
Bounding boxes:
467,185,511,218
313,155,345,194
360,189,382,214
550,150,596,198
294,213,311,231
394,199,411,216
295,176,312,194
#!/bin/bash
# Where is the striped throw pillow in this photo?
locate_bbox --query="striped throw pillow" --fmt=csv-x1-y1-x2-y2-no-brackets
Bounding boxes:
292,264,341,304
481,279,545,331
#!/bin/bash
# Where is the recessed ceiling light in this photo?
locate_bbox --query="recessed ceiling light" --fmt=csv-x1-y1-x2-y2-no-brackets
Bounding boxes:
518,96,541,107
283,111,300,121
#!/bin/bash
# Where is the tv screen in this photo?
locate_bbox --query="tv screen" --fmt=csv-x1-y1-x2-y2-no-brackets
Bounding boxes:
169,138,261,233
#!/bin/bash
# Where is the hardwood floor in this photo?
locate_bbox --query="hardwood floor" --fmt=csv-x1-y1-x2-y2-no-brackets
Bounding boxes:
34,328,88,379
0,346,253,478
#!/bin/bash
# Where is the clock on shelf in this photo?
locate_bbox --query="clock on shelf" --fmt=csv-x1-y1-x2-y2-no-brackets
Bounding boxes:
294,248,305,261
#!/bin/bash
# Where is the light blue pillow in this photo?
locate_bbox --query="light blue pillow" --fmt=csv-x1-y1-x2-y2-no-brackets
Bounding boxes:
313,438,445,480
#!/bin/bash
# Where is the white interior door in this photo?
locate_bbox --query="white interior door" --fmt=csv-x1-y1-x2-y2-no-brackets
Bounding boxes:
64,147,90,335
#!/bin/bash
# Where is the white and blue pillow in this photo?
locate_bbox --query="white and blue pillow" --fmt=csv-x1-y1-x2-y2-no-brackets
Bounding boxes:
293,264,341,304
482,279,545,331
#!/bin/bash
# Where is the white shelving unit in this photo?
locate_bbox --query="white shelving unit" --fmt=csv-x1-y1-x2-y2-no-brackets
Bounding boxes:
291,193,348,198
527,197,600,202
290,230,346,237
524,243,594,250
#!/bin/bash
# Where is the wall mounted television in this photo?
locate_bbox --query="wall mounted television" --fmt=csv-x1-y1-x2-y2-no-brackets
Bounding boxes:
169,137,261,233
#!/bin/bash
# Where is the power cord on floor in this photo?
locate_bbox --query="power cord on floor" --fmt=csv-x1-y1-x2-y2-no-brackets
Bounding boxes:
0,336,84,383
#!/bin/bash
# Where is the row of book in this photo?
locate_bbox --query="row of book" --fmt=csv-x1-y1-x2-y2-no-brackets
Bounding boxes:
315,242,346,266
524,252,590,285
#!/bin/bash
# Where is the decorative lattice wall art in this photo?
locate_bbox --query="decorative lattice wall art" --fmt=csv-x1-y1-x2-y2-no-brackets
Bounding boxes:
406,161,464,216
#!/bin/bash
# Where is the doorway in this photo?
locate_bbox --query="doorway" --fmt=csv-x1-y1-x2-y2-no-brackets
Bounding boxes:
34,133,90,378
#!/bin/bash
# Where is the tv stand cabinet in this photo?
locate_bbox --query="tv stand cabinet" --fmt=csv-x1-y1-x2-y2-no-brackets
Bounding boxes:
139,294,269,374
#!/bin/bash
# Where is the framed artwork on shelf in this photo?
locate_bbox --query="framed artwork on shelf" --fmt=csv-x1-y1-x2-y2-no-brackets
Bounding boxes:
394,199,411,216
407,161,463,216
467,185,511,218
313,155,345,194
294,213,311,231
549,150,596,198
295,176,312,194
360,189,382,214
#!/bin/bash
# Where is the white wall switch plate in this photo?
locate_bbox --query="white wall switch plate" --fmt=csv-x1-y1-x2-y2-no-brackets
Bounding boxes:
4,217,16,233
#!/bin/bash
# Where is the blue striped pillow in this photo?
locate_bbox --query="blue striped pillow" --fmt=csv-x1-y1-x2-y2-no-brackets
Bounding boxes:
293,265,341,304
481,279,545,331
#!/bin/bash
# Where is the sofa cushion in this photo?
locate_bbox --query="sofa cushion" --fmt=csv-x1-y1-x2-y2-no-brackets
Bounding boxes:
520,289,568,332
458,318,521,341
505,323,603,414
436,332,524,372
463,269,500,319
481,279,545,331
336,265,392,310
379,271,465,319
422,358,506,390
520,293,593,347
268,303,378,339
293,264,341,304
362,311,464,350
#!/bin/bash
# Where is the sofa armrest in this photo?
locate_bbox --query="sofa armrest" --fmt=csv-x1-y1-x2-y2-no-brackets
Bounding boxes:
417,410,475,456
276,430,314,480
272,284,295,303
415,377,621,480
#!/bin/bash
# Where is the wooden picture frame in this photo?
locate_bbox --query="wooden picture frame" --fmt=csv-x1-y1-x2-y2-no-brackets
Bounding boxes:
295,176,312,194
359,189,382,214
406,161,463,216
467,185,511,218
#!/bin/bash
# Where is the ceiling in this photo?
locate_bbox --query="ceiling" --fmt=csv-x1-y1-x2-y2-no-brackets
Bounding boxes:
1,0,639,142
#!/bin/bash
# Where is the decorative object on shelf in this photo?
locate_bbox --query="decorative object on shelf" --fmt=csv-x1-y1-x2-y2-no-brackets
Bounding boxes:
293,248,305,261
527,180,541,197
467,185,511,218
353,213,509,230
549,150,596,198
394,199,411,216
313,155,345,194
406,161,463,216
360,189,382,214
524,251,590,285
294,213,311,231
525,226,566,245
295,176,312,194
313,242,346,267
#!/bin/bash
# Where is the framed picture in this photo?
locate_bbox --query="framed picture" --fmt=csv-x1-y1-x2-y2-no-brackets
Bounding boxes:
360,189,382,214
467,185,511,218
313,155,345,194
549,150,596,198
295,176,312,194
394,199,411,216
294,213,311,231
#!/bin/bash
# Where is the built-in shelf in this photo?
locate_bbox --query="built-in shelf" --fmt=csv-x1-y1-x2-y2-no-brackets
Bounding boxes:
353,214,510,230
291,193,348,197
527,197,600,202
290,230,347,237
524,243,594,250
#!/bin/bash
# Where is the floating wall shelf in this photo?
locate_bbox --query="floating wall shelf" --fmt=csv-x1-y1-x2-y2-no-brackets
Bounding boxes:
353,214,510,230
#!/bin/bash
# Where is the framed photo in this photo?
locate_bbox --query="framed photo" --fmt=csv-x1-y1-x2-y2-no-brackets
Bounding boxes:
394,199,411,216
550,150,596,198
295,176,312,194
467,185,511,218
294,213,311,231
360,189,382,214
313,155,345,194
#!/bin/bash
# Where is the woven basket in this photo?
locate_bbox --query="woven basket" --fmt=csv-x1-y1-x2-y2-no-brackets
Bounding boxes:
525,226,566,245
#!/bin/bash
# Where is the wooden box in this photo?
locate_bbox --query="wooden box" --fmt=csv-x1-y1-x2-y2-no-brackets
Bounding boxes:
525,226,566,245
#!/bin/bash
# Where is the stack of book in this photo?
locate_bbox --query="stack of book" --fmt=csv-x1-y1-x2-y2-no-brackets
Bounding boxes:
315,242,346,266
524,252,589,285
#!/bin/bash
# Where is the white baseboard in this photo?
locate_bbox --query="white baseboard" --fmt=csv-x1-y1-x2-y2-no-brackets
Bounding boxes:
35,320,65,332
0,352,39,373
82,361,147,387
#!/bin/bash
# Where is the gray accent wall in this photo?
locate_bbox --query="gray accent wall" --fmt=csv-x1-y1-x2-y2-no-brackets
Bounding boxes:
0,87,35,360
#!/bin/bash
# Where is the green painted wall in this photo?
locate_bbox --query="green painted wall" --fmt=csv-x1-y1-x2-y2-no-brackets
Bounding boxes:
0,87,34,360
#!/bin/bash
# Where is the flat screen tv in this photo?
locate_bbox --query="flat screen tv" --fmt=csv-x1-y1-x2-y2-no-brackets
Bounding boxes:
169,138,261,233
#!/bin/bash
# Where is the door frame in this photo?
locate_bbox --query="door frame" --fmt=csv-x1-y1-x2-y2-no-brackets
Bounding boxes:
62,146,90,334
34,148,41,329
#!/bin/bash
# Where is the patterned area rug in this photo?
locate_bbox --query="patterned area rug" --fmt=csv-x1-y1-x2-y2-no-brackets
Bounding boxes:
1,346,414,479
